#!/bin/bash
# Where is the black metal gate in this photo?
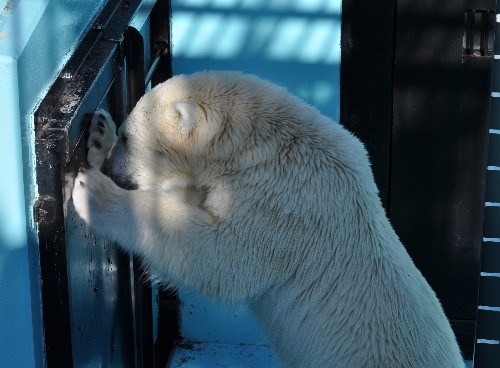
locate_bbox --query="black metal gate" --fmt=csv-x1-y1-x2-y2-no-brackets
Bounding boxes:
341,0,496,361
34,1,176,367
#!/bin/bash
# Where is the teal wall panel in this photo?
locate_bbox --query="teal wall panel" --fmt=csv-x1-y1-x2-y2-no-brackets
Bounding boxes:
0,1,106,366
171,0,341,121
0,53,36,368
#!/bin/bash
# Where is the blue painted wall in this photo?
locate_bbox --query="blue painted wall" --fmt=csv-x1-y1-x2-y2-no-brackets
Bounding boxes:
171,0,342,345
0,1,106,366
172,0,341,121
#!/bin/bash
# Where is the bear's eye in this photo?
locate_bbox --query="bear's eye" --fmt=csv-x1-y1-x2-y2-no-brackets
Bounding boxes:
120,134,128,144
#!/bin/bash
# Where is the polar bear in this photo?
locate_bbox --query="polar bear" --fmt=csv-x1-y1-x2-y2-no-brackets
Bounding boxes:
72,71,464,367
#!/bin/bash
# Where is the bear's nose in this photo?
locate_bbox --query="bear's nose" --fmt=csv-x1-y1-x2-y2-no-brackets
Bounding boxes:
100,158,138,190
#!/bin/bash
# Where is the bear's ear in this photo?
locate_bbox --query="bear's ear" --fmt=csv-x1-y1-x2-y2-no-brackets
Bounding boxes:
173,101,196,134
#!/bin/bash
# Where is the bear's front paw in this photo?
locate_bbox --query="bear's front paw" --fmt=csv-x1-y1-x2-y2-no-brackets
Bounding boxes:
87,109,118,168
72,169,124,237
72,170,97,226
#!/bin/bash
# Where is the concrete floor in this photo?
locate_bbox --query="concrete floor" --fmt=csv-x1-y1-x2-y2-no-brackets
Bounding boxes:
169,342,281,368
168,342,474,367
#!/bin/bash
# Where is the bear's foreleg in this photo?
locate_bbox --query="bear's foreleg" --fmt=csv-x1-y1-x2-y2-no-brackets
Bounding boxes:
72,168,263,301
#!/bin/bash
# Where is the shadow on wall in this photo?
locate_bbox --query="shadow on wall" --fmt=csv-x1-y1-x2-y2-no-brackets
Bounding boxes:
171,0,341,120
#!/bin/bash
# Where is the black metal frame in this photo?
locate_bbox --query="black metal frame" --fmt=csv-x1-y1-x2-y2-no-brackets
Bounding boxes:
34,1,174,367
473,1,500,365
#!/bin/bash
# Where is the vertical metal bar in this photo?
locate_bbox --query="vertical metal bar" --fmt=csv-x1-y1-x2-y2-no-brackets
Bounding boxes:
107,47,138,367
145,43,167,86
149,0,172,87
469,10,473,55
109,52,128,127
126,27,146,112
35,137,74,368
465,10,473,55
481,10,488,56
124,26,154,368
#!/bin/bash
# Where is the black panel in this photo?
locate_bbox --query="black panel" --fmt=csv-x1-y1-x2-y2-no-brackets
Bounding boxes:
487,134,500,166
483,206,500,239
485,170,500,202
340,0,396,209
390,0,493,358
341,0,495,359
474,343,500,368
490,98,500,130
476,309,500,340
451,320,477,360
480,244,500,272
478,277,500,306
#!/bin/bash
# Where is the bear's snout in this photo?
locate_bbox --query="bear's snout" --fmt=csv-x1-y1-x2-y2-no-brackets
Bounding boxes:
101,158,138,191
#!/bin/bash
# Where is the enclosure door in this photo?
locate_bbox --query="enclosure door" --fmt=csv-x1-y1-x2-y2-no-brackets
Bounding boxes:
341,0,495,359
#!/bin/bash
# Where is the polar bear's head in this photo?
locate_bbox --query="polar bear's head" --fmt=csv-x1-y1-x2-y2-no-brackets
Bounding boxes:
101,72,265,192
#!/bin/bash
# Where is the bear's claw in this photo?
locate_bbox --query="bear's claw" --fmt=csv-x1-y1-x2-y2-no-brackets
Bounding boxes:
87,109,118,168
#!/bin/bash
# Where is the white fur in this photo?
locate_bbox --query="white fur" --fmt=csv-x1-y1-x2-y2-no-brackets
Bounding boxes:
87,109,118,168
172,101,197,134
72,71,464,367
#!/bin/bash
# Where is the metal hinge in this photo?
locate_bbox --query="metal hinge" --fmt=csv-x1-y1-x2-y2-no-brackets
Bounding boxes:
463,8,496,56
